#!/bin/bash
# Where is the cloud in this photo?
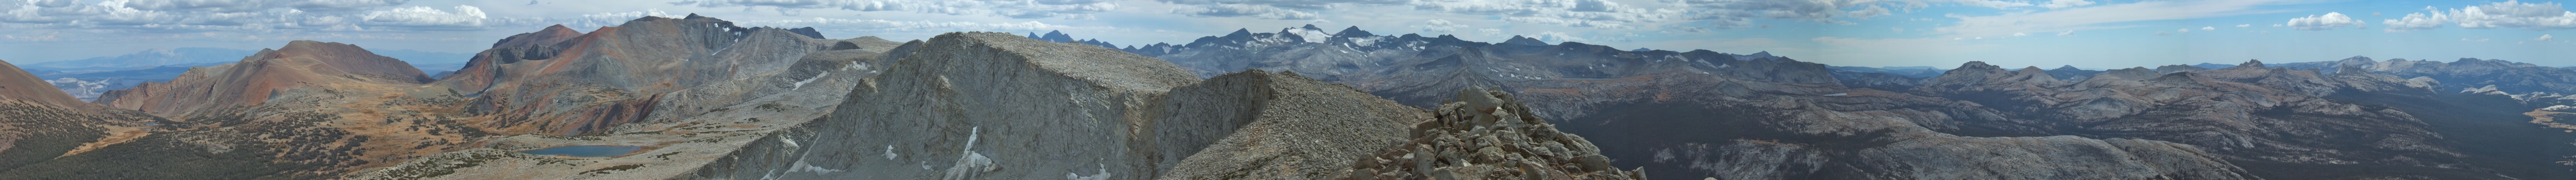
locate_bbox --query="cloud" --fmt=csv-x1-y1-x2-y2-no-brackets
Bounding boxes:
2201,26,2214,30
1952,0,2032,8
676,0,1117,19
2379,1,2576,31
1411,0,1674,29
2539,34,2556,41
2011,32,2027,37
1533,31,1587,43
1155,0,1400,20
1477,28,1503,36
1415,19,1467,33
360,5,485,29
2040,0,2093,9
2235,24,2249,28
1171,4,1317,19
2176,28,2189,33
1936,0,2297,38
123,0,411,13
2056,30,2073,35
0,0,483,32
2285,12,2365,31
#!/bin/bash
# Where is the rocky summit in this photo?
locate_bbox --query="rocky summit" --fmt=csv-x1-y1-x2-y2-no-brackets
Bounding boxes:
1341,87,1646,179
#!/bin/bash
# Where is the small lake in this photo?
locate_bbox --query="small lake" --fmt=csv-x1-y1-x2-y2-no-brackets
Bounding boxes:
522,146,643,157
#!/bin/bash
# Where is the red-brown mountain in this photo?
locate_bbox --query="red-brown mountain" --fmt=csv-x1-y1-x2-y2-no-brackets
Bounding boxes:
96,41,428,117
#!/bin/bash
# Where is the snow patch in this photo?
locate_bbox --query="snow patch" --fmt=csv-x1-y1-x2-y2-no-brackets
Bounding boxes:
942,127,995,180
791,72,829,90
884,145,900,160
1065,163,1112,180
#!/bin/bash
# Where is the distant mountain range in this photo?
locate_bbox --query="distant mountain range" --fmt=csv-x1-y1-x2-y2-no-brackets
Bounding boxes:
4,15,2576,179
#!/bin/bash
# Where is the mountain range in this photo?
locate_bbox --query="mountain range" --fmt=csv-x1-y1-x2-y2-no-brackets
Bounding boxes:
0,16,2571,179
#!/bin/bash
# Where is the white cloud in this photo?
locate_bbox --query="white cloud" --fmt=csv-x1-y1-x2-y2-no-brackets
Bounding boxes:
2011,32,2027,37
1415,19,1466,33
361,5,485,29
1533,31,1586,43
2234,24,2249,28
1411,0,1673,29
123,0,410,13
1171,4,1317,19
0,0,482,32
2539,34,2556,41
2382,11,2447,32
2040,0,2094,9
2056,30,2073,35
2177,28,2189,33
675,0,1117,19
2379,1,2576,31
2285,12,2365,31
2201,26,2214,30
1936,0,2297,38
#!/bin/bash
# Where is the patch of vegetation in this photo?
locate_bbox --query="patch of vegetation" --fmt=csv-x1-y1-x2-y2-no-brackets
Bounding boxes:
580,164,646,175
652,152,684,160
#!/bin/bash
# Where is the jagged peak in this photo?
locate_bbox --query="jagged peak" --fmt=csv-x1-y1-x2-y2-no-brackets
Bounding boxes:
1299,24,1322,31
2236,59,2266,68
1227,28,1253,37
1335,26,1373,37
684,13,707,19
1501,35,1545,46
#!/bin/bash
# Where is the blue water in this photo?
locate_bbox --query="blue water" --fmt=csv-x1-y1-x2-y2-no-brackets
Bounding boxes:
521,146,643,157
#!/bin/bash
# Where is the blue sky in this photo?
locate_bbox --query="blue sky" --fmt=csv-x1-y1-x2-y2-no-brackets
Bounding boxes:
2,0,2573,68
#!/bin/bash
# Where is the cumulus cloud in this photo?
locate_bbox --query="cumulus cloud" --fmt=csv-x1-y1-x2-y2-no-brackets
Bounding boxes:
2201,26,2214,30
2056,30,2073,36
674,0,1116,19
1415,19,1467,33
2540,34,2556,41
2286,12,2365,31
2235,24,2250,28
123,0,411,13
1533,31,1587,43
2380,1,2576,31
1171,4,1316,19
361,5,485,29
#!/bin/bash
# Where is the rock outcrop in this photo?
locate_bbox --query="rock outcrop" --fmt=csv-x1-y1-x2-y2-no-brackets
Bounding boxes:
1340,87,1646,179
1155,70,1429,179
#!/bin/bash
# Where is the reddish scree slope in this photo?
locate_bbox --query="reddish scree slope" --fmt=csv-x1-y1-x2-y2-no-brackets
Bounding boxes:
97,41,428,116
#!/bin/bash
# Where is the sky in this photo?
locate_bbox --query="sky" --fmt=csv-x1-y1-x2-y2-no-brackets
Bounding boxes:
3,0,2575,68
